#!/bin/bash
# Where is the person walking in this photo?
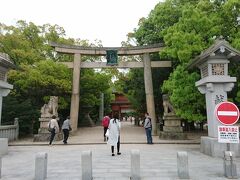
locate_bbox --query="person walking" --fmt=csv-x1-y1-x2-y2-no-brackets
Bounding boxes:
62,116,72,144
102,115,110,142
144,112,153,144
48,115,60,145
107,114,121,156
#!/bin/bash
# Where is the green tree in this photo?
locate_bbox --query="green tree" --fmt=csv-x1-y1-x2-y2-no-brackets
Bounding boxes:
162,65,205,121
0,21,112,135
131,0,240,122
79,69,112,121
8,60,72,104
2,96,39,136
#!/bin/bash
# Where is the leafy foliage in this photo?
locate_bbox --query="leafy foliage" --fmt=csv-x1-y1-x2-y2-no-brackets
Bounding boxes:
7,60,72,112
0,21,112,135
131,0,240,122
2,96,39,136
162,65,205,121
121,69,146,113
80,69,112,107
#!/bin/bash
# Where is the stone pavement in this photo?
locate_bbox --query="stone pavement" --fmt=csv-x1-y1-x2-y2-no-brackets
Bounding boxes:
10,121,204,145
2,121,240,179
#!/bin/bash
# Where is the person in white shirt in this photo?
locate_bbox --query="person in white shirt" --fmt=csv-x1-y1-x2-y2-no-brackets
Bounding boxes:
107,113,121,156
48,115,59,145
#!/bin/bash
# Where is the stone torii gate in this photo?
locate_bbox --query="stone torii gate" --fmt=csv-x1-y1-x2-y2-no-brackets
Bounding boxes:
51,43,171,135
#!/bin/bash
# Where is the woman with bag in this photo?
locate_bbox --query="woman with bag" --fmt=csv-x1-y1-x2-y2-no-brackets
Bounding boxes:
62,116,72,144
102,115,110,142
48,115,60,145
107,113,121,156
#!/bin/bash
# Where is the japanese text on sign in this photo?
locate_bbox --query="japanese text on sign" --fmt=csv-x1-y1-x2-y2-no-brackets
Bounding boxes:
218,126,239,143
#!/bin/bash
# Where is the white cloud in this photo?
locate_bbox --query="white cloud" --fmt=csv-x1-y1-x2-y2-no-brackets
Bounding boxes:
1,0,160,46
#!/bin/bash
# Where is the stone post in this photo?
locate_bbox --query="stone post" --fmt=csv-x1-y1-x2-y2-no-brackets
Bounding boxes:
0,138,8,156
70,53,81,131
197,82,234,138
35,152,48,180
223,151,237,178
131,149,140,180
0,89,11,125
99,93,104,123
81,150,92,180
177,151,189,179
14,118,19,140
197,78,237,157
187,41,240,157
0,96,2,126
0,156,2,178
143,53,157,135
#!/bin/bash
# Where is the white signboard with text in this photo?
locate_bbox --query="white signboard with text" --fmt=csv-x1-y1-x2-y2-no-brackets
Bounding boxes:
218,126,239,143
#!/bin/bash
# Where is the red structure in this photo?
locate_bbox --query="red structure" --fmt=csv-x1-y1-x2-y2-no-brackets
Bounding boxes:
110,92,134,118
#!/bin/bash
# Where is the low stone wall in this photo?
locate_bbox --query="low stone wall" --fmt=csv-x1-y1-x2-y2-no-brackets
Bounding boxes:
0,118,19,142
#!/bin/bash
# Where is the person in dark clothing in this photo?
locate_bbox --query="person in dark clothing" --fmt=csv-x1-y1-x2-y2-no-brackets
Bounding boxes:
62,116,71,144
144,112,153,144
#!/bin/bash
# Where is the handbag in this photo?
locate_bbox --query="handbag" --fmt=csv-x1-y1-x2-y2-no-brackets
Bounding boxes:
69,126,72,131
48,127,54,132
48,122,53,132
105,129,109,137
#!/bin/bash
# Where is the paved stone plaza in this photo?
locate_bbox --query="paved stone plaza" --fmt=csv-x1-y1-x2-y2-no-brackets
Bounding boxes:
1,122,240,179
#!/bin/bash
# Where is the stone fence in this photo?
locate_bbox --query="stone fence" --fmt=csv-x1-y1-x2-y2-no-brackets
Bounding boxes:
0,118,19,141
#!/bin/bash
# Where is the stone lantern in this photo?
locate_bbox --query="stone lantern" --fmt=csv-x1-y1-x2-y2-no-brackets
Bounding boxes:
0,53,15,125
188,40,240,157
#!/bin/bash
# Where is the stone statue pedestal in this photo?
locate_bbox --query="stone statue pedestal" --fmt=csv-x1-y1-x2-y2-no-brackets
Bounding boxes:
33,117,62,142
159,114,187,140
34,96,62,142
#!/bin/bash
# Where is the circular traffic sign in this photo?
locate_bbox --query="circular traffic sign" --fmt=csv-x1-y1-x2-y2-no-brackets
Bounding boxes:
215,101,240,125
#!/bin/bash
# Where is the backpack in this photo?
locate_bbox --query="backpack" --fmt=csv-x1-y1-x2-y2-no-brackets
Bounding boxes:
102,116,109,127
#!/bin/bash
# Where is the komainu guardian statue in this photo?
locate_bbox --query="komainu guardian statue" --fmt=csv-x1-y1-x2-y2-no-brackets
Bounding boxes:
34,96,61,141
162,94,175,116
159,94,187,140
40,96,58,118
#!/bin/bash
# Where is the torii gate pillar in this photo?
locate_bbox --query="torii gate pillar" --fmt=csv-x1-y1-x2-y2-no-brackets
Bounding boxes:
144,53,157,135
70,53,81,131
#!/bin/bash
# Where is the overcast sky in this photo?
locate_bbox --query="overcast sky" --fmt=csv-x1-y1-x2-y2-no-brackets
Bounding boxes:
1,0,160,47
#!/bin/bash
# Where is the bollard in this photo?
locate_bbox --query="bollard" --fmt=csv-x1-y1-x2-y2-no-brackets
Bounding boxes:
131,149,140,180
177,151,189,179
0,156,2,178
81,150,92,180
0,138,8,156
224,151,237,178
35,152,48,180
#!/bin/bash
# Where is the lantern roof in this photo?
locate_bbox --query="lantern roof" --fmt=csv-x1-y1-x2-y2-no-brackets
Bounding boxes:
0,53,15,69
188,40,240,69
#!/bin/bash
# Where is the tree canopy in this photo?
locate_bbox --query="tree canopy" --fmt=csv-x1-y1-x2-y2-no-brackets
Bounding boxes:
0,20,112,135
126,0,240,122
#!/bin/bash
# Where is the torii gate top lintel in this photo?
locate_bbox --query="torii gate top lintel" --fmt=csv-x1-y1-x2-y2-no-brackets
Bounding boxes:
50,42,164,55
